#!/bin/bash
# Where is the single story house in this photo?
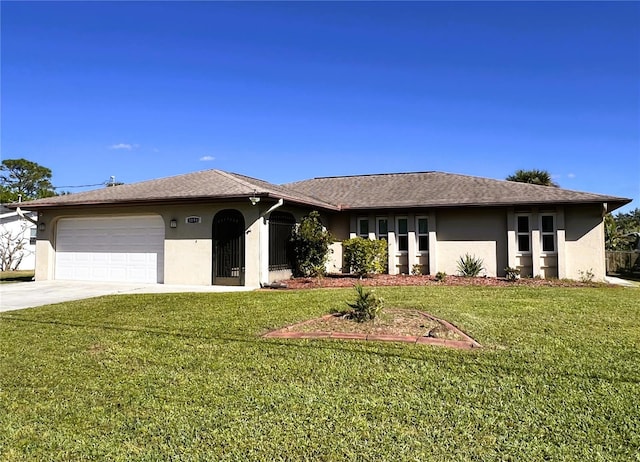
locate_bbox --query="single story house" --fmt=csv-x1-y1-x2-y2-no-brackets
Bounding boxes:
10,169,631,286
0,205,38,271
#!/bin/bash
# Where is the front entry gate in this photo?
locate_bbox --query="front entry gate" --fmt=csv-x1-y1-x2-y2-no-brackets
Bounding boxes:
212,209,245,286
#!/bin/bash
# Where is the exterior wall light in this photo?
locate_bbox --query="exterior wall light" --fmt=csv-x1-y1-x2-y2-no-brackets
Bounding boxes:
38,222,46,232
170,219,178,229
249,190,260,206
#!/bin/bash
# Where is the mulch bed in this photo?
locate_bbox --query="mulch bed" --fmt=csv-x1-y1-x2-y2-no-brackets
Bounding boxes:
264,308,482,350
261,273,600,349
269,273,599,290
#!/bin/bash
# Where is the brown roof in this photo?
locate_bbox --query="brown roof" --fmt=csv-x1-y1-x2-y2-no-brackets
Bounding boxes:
285,171,631,211
14,169,338,210
12,169,631,212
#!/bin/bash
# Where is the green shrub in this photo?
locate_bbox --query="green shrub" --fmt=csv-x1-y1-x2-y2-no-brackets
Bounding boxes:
411,264,425,276
290,211,333,277
457,254,484,277
435,271,447,282
504,266,521,281
344,284,384,322
342,237,388,277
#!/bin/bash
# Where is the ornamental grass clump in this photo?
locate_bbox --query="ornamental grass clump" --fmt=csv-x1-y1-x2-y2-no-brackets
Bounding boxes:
344,284,384,322
457,253,484,277
504,266,521,281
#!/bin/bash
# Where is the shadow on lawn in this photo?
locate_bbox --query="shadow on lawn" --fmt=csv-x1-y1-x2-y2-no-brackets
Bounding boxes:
3,314,638,386
1,312,470,363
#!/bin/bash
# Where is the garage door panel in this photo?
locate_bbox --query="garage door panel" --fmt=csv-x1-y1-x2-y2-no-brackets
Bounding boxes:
55,216,165,283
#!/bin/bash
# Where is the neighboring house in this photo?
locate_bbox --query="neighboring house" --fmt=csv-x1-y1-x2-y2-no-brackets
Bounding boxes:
9,169,631,286
0,205,38,271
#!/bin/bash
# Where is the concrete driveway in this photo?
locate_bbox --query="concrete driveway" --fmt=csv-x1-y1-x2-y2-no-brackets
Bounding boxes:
0,280,257,312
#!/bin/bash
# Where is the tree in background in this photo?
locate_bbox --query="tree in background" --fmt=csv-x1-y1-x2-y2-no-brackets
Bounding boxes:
0,158,56,203
605,208,640,251
290,211,333,277
506,169,559,187
0,224,30,271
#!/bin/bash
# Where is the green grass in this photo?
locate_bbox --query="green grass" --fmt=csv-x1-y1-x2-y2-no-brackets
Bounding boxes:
1,286,639,461
0,270,34,283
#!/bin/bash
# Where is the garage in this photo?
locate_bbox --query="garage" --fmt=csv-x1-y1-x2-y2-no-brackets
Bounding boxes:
55,215,165,283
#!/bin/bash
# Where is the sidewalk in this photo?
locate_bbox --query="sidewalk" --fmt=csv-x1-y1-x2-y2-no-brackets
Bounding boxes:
0,280,256,312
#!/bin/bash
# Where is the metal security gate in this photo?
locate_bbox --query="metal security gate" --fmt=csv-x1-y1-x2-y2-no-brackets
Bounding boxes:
269,212,295,271
212,209,245,285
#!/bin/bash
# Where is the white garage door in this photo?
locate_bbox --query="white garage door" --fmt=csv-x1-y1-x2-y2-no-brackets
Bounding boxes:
55,216,165,283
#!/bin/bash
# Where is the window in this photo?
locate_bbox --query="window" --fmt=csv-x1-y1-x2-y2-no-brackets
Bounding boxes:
397,217,408,252
516,215,530,253
376,218,388,241
541,215,556,253
29,227,37,246
357,218,369,239
417,217,428,252
269,212,295,270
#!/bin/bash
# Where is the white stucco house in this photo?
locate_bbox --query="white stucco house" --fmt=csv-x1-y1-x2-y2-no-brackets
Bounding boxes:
0,205,38,271
9,169,631,286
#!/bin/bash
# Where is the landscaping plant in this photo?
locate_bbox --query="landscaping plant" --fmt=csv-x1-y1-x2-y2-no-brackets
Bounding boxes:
342,237,388,277
579,268,595,283
344,283,384,322
458,253,484,278
1,285,638,460
457,253,484,277
289,211,333,277
504,266,521,281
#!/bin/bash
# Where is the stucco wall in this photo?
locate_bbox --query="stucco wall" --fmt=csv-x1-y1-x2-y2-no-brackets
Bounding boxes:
326,213,349,273
327,213,350,241
268,268,293,284
162,204,215,285
32,200,610,285
159,203,264,287
35,201,315,287
435,208,507,277
35,203,263,286
564,205,606,281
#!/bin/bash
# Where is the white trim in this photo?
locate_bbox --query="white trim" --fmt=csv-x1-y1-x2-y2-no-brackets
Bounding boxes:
357,217,370,239
376,217,388,241
516,213,532,255
395,216,408,254
539,213,557,256
416,216,429,255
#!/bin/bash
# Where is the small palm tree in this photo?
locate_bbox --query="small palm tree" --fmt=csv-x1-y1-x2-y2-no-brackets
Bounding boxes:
506,169,558,187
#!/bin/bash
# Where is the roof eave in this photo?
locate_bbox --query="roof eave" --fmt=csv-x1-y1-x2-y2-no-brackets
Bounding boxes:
261,192,339,211
340,197,632,211
8,192,340,212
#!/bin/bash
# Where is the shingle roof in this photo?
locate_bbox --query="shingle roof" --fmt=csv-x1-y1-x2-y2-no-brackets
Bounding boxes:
284,171,631,211
12,169,631,212
14,169,338,210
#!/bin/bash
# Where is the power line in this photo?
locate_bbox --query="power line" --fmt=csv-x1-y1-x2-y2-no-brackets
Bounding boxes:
54,176,118,189
53,182,107,189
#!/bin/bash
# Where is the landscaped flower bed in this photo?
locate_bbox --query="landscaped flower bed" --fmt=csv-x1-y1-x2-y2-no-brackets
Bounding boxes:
277,273,602,290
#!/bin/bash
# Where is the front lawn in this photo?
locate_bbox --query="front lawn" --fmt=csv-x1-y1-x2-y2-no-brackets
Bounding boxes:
0,270,34,283
1,286,638,461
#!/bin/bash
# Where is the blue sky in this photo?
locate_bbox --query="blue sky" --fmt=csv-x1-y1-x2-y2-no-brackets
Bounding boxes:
2,1,638,212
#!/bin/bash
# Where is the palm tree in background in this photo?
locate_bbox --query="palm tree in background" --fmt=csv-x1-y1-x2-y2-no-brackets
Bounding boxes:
506,169,559,187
